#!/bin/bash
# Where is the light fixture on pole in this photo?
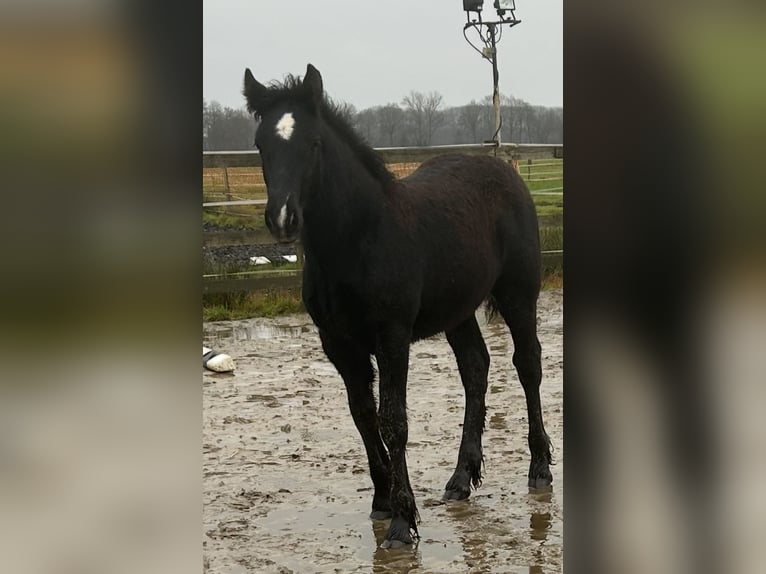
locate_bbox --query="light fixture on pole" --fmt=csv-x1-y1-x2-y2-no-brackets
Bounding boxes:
461,0,521,151
494,0,517,18
463,0,484,12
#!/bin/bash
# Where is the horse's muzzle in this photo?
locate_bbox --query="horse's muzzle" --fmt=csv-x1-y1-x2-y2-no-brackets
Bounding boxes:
265,201,302,243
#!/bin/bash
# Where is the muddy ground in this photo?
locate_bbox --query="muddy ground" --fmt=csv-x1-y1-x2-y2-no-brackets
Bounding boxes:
203,289,562,573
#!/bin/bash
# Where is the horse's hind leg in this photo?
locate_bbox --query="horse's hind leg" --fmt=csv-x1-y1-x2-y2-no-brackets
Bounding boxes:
494,291,553,488
319,329,392,519
443,316,490,500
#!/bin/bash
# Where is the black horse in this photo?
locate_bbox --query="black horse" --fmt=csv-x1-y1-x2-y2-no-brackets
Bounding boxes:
243,64,552,548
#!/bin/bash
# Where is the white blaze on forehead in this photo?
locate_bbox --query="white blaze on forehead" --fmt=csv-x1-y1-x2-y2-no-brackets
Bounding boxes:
277,204,288,228
275,112,295,140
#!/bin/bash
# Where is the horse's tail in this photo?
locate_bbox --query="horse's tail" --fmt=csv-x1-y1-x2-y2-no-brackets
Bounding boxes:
484,294,500,323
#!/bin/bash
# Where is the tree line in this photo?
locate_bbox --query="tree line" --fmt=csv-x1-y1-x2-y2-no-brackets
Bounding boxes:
203,91,562,151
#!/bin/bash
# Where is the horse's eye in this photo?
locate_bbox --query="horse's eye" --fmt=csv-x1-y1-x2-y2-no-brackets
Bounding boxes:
312,139,321,150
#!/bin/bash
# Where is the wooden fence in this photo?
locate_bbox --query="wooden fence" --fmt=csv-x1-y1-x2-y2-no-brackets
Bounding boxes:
203,143,562,294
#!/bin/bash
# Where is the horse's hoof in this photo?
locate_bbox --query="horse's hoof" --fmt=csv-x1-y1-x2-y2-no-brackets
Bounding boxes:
528,475,553,490
380,516,414,548
380,538,409,549
442,488,470,500
443,473,472,500
370,509,393,520
528,459,553,490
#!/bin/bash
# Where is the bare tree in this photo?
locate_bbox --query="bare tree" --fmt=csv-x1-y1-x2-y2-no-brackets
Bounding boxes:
531,106,563,144
203,92,561,149
402,91,426,146
402,90,445,146
517,101,534,143
377,103,405,147
458,100,484,143
203,100,254,151
437,107,461,145
353,107,378,143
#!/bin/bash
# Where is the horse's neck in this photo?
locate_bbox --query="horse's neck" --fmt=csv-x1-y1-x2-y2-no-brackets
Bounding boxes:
302,132,384,257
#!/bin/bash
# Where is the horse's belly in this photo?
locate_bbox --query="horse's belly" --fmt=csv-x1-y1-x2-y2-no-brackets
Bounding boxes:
413,274,494,338
412,301,483,339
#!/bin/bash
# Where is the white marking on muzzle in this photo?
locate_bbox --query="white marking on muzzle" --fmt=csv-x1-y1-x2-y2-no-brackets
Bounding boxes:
275,112,295,140
277,203,288,229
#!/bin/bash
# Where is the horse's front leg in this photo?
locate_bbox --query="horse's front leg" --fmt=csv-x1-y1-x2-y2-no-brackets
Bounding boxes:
375,324,419,548
319,329,392,519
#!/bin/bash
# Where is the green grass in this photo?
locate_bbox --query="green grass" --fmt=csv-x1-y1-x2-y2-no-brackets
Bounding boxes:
533,196,563,218
203,208,265,230
527,161,563,283
203,289,304,321
531,165,563,275
540,226,563,252
527,184,563,194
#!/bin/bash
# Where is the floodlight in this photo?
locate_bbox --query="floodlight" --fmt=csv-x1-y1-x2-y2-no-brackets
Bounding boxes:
494,0,516,15
463,1,484,13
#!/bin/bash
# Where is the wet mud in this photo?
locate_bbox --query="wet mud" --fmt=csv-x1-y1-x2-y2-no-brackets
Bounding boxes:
203,289,563,573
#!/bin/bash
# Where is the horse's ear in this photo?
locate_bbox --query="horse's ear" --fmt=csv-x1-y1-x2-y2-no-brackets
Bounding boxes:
243,68,267,113
303,63,323,108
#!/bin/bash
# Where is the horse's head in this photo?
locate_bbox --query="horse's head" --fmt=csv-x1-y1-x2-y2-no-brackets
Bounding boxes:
243,64,324,243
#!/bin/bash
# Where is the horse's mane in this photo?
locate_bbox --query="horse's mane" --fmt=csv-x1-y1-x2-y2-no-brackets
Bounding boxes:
251,74,394,185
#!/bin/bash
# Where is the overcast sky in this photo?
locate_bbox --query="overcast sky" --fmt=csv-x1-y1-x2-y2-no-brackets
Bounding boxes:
203,0,562,111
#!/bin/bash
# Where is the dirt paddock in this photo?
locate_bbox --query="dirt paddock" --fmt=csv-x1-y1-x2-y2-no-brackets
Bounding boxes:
203,289,562,573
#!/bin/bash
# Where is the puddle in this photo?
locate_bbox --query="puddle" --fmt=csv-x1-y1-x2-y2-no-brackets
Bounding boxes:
203,318,315,348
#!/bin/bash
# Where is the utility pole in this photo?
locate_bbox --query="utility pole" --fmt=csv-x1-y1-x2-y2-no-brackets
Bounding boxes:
487,23,501,145
462,1,521,153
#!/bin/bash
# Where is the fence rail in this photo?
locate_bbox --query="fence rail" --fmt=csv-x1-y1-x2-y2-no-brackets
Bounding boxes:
202,143,562,169
203,251,563,294
203,143,562,294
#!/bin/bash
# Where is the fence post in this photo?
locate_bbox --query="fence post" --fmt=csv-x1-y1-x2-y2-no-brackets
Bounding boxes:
296,242,304,272
222,167,231,213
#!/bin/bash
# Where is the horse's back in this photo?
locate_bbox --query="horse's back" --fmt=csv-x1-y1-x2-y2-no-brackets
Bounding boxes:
402,153,529,200
394,154,540,337
398,153,538,250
